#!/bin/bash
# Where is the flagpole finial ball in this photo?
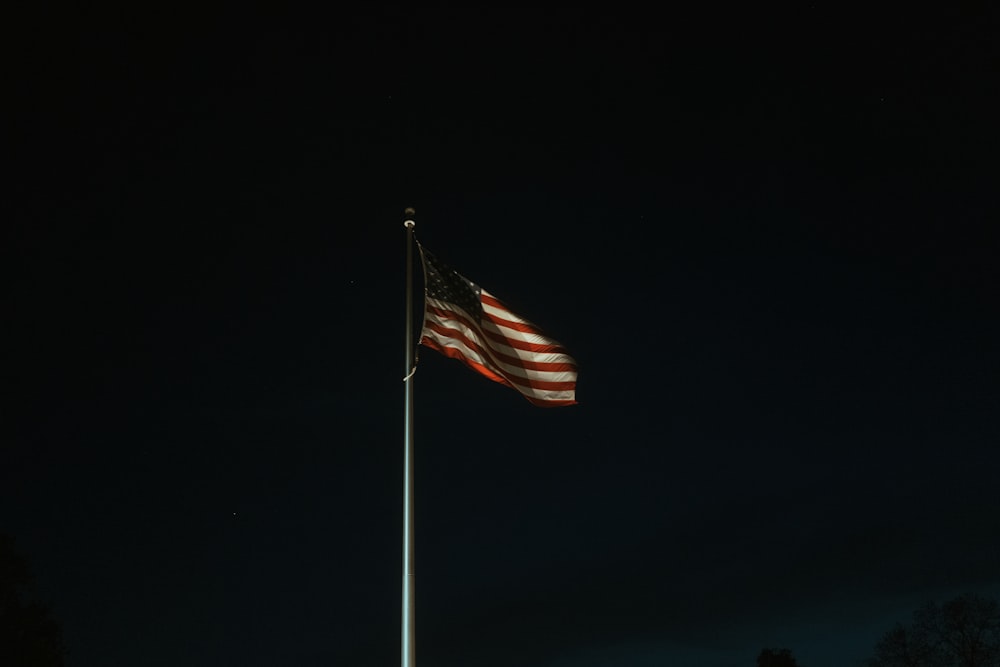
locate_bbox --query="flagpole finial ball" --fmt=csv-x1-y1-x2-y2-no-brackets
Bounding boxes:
404,207,416,228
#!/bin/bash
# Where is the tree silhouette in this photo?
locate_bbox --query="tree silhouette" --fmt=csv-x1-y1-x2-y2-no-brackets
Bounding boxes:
758,647,801,667
867,593,1000,667
0,534,66,667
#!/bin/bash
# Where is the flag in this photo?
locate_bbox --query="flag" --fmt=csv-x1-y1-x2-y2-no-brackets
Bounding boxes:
417,243,578,407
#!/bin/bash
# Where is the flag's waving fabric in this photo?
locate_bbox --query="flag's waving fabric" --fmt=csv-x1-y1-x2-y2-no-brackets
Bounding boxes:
417,244,578,407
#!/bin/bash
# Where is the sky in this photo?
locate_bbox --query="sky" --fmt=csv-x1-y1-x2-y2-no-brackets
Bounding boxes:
5,6,1000,667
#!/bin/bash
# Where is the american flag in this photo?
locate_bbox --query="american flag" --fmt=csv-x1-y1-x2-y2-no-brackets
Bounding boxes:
417,244,578,407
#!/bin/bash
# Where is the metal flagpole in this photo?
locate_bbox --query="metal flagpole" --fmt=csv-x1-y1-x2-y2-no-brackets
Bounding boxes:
402,207,417,667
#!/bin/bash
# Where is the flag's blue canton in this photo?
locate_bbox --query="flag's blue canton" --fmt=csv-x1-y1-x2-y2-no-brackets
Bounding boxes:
422,250,482,321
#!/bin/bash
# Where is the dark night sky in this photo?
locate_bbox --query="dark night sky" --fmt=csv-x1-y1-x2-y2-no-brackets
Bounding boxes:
5,6,1000,667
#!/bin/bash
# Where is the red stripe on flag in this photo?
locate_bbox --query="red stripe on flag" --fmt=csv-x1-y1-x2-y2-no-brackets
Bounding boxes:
482,311,542,335
419,336,512,388
427,303,573,357
423,322,577,391
422,321,496,368
427,321,576,373
488,348,578,373
479,323,571,355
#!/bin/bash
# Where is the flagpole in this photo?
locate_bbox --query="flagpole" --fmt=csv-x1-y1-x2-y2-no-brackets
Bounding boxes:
402,207,417,667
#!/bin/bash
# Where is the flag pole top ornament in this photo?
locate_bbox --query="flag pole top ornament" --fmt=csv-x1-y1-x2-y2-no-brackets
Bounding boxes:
404,207,416,229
